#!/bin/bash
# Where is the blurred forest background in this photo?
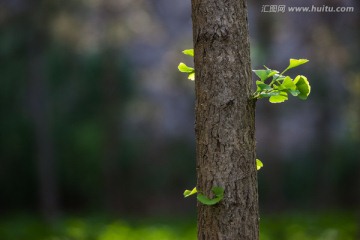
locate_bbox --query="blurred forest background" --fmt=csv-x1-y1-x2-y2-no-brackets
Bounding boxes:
0,0,359,239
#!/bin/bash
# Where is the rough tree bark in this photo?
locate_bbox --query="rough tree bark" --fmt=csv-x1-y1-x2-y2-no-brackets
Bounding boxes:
191,0,259,239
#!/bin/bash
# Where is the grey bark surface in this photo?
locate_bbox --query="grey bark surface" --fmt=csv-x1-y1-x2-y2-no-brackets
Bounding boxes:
191,0,259,239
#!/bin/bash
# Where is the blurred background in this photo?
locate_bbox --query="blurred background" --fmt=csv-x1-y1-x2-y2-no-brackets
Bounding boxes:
0,0,359,239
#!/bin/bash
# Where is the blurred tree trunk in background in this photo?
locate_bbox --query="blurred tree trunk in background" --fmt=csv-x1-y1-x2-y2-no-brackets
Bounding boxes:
101,51,123,213
97,1,124,214
28,47,59,221
192,0,259,239
26,2,59,220
314,101,334,207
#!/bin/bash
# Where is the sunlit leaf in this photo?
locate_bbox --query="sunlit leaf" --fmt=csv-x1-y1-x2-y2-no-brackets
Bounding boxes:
281,76,296,90
178,62,194,73
293,75,311,100
256,159,263,170
188,72,195,81
182,49,194,57
269,91,288,103
286,59,309,71
253,69,278,82
183,187,197,198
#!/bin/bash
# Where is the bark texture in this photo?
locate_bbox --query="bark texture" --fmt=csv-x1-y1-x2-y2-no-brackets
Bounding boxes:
191,0,259,239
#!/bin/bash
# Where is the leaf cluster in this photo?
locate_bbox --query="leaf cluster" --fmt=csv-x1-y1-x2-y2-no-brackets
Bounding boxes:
178,49,195,80
253,59,311,103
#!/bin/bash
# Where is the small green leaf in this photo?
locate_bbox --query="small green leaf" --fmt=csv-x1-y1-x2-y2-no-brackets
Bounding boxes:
293,75,311,100
253,69,278,82
258,91,279,98
286,59,309,71
256,159,263,170
197,194,223,205
178,62,194,73
281,76,296,90
188,72,195,81
184,187,197,198
256,81,272,90
288,89,300,96
182,49,194,57
269,91,288,103
253,70,268,81
196,186,224,206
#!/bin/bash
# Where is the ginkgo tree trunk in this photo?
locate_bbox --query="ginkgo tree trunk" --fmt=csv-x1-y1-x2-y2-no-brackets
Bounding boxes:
191,0,259,239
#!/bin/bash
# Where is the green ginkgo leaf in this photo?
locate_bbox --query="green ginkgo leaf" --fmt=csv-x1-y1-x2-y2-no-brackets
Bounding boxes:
184,187,197,197
288,89,300,96
178,62,194,73
286,59,309,71
256,81,272,91
259,92,280,98
293,75,311,100
196,186,224,206
256,159,263,170
182,49,194,57
269,91,288,103
188,72,195,81
253,69,279,82
281,76,296,91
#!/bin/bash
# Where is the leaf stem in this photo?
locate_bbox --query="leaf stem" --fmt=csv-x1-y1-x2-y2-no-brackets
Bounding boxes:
269,68,287,87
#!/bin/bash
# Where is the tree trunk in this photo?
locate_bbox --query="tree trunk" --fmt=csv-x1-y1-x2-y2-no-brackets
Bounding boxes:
101,51,123,213
27,35,59,221
25,1,59,221
191,0,259,239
